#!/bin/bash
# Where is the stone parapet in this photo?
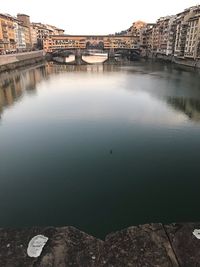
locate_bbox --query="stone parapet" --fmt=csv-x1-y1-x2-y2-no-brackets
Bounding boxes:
0,223,200,266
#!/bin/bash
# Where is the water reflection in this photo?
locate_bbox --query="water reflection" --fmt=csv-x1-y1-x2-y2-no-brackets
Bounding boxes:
0,65,47,119
0,63,122,120
1,62,200,124
1,61,200,237
167,97,200,121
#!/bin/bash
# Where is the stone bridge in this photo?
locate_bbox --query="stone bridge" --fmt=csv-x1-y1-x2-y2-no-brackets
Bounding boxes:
49,48,140,64
43,34,141,64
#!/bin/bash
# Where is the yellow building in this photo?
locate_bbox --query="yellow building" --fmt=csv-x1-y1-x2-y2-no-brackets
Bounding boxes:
0,13,17,53
43,35,136,52
30,24,38,47
22,24,31,49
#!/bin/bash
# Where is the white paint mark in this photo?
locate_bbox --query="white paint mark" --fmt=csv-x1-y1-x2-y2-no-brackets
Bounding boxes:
27,235,48,258
193,229,200,239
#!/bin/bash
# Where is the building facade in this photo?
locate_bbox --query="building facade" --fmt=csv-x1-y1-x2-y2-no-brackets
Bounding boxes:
0,13,17,53
30,23,65,49
14,22,26,51
173,6,200,59
43,35,137,52
0,13,65,54
184,13,200,59
17,14,32,49
150,16,176,55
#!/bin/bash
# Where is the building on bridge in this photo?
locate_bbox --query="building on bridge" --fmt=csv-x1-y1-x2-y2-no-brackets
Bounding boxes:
43,35,138,52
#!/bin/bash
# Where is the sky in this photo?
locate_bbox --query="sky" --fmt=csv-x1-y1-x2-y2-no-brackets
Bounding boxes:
1,0,200,34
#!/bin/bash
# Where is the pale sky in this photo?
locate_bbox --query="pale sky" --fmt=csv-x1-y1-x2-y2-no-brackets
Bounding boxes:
1,0,200,34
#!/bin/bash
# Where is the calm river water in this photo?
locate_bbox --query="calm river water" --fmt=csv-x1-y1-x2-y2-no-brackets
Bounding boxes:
0,61,200,238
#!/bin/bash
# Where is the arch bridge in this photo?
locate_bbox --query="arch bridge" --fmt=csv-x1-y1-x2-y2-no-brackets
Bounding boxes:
50,48,140,64
44,35,141,64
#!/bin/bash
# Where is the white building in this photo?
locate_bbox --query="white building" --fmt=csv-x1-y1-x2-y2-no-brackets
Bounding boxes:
14,22,26,51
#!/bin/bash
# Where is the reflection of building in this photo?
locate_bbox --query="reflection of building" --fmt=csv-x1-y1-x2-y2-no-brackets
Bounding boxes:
0,66,48,119
0,75,21,109
167,97,200,121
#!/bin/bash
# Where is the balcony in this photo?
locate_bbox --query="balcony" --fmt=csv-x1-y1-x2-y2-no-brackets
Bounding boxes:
3,33,8,38
10,39,16,44
0,39,9,44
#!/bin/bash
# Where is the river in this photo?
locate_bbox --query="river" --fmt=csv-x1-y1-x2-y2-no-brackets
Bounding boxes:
0,61,200,238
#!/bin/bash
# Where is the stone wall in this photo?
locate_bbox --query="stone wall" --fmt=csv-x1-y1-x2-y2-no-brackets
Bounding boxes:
0,51,46,72
146,52,200,68
1,223,200,266
172,57,200,68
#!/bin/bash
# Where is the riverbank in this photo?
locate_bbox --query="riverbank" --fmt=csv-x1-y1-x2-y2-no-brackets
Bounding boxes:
0,51,46,72
146,52,200,68
1,50,200,71
1,222,200,266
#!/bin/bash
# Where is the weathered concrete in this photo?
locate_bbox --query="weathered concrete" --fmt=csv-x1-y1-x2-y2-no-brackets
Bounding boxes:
164,223,200,267
101,224,179,267
0,226,103,267
0,51,46,72
0,223,200,266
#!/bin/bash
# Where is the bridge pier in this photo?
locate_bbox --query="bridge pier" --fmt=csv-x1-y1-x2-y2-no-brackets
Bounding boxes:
107,48,116,63
51,48,141,65
74,49,85,65
108,48,115,59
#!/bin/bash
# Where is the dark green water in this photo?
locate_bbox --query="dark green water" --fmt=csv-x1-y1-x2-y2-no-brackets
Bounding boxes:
0,62,200,238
